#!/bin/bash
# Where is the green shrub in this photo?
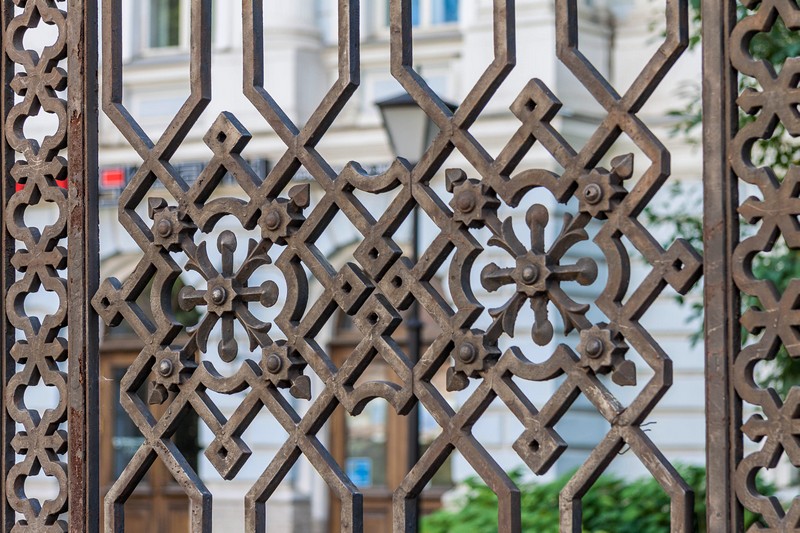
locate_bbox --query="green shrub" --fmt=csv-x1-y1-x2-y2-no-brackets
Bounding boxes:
421,466,769,533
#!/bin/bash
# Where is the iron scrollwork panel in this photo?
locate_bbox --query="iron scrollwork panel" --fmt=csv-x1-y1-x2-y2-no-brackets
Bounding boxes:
93,1,699,532
1,0,98,531
721,0,800,529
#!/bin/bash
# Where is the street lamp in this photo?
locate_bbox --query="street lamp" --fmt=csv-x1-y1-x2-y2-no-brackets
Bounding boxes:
375,92,456,527
376,93,453,163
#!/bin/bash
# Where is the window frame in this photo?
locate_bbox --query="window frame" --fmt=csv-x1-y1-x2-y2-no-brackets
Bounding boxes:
428,0,460,25
377,0,460,33
140,0,191,56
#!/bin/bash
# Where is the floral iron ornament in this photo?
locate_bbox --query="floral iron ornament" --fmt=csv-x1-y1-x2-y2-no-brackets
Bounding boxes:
178,230,280,363
481,204,597,345
446,329,501,392
258,184,310,244
447,168,500,228
149,349,197,405
260,340,311,400
576,153,633,219
577,324,635,386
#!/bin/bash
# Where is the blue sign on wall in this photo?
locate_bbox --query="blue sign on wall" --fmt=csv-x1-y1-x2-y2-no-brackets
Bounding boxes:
345,457,373,487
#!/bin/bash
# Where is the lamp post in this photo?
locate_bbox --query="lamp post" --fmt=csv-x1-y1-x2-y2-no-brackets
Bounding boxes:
376,93,456,527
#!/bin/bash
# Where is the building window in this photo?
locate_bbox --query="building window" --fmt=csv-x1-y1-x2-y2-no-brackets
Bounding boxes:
149,0,181,49
431,0,459,24
384,0,459,28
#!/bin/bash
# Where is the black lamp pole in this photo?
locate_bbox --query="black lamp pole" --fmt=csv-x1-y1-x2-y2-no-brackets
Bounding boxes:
376,93,456,528
407,200,421,524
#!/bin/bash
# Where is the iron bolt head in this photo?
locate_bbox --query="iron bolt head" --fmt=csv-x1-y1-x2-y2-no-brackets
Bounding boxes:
263,209,281,230
457,342,477,364
156,219,173,237
521,265,539,284
585,337,604,358
210,286,228,305
266,353,283,374
583,183,603,205
157,358,174,377
455,191,476,213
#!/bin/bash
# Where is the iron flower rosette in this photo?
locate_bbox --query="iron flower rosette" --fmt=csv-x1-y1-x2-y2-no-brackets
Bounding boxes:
576,324,635,386
260,341,311,400
149,349,197,405
446,330,501,392
149,197,197,252
178,230,280,363
482,204,597,345
258,184,310,245
576,154,632,219
447,168,500,228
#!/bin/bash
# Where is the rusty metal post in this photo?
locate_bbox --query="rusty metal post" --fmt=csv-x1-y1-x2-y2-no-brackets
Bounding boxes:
67,0,100,530
1,0,99,527
716,0,800,529
702,0,742,529
1,1,14,530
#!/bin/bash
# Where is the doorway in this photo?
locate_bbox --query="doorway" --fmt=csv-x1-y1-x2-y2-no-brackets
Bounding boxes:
98,271,201,532
327,311,453,533
99,350,201,532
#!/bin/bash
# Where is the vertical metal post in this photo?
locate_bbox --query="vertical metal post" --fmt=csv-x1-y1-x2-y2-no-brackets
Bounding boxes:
67,0,99,530
702,0,742,531
1,1,15,529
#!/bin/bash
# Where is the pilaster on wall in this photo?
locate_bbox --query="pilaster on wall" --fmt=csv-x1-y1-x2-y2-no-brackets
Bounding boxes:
263,3,326,125
462,0,613,126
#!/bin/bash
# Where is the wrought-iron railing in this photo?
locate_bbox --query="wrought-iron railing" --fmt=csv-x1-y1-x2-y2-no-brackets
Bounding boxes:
0,0,793,531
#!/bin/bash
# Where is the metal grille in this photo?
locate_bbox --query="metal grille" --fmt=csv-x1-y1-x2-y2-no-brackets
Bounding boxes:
709,0,800,530
0,0,795,531
1,0,97,530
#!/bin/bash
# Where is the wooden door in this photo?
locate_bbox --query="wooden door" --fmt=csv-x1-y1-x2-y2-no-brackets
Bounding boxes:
100,352,197,532
328,315,452,533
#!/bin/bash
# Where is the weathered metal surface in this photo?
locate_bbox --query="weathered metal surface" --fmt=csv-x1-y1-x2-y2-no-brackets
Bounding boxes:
725,0,800,530
702,1,740,531
0,2,12,529
1,0,98,530
66,0,99,530
6,0,780,531
0,0,99,529
90,0,702,531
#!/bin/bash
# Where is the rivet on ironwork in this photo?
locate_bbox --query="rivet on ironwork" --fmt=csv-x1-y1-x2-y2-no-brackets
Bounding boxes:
263,209,281,231
585,337,604,359
210,286,227,305
521,265,539,284
266,353,283,374
158,358,174,377
455,191,476,213
457,342,477,364
156,218,173,237
583,183,603,205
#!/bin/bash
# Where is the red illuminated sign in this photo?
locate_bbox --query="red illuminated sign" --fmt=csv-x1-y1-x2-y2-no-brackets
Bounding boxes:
101,168,126,189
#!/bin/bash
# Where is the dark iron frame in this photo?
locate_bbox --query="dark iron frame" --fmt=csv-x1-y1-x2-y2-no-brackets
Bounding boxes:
0,0,791,531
